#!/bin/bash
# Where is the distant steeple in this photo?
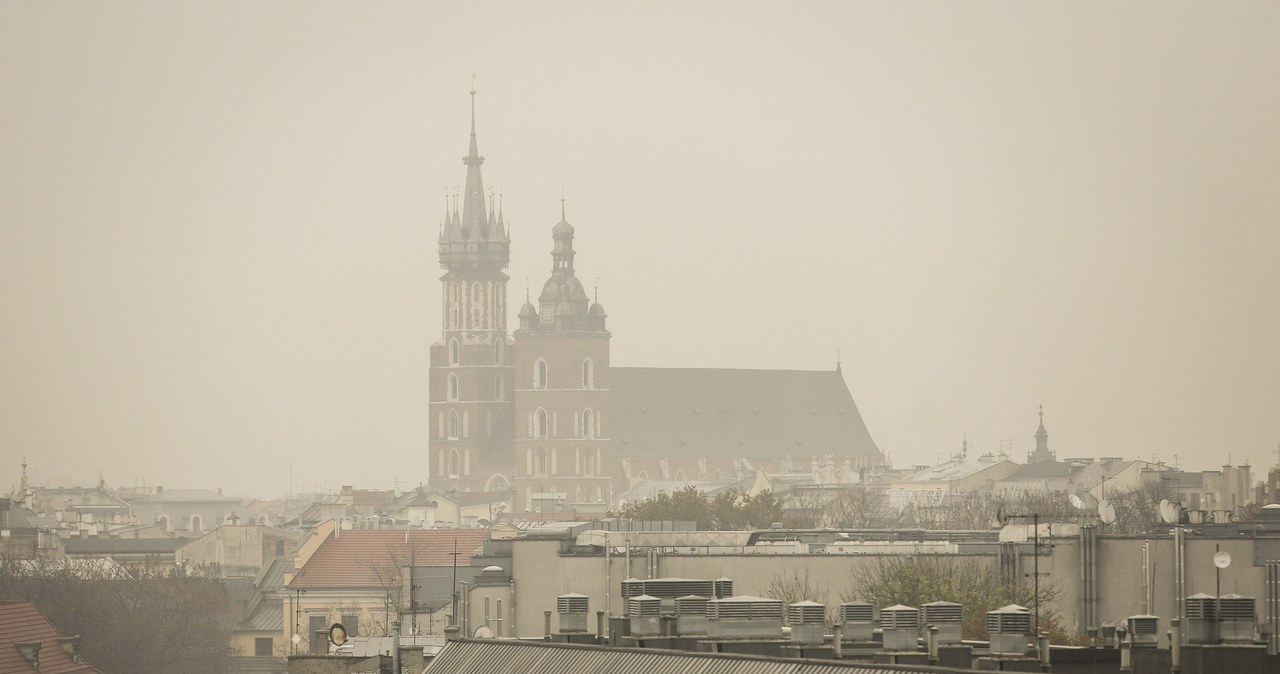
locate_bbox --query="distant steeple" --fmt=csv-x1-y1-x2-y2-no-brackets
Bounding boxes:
1028,405,1055,463
439,86,509,272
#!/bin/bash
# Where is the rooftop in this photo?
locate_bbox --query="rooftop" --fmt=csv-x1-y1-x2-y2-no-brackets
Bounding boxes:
0,601,103,674
289,529,489,588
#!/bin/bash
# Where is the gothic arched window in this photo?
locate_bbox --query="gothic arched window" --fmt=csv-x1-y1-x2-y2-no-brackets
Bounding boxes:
534,408,549,438
470,282,483,328
582,358,594,389
582,409,595,439
447,373,459,401
449,339,460,365
494,373,505,401
448,449,461,478
493,338,503,365
534,449,548,476
534,358,548,389
448,411,460,439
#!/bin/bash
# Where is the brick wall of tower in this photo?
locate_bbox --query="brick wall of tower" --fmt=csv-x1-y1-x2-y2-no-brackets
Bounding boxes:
511,332,611,511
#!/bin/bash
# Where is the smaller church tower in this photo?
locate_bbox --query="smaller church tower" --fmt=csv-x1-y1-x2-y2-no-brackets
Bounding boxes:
1027,405,1056,464
512,203,612,512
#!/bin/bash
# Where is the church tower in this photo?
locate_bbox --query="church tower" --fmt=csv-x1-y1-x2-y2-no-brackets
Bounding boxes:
428,89,516,493
511,203,612,511
1027,405,1056,464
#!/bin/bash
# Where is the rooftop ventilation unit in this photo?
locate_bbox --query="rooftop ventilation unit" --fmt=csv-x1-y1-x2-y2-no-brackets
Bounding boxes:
881,604,920,652
1185,593,1219,644
987,604,1030,656
839,601,875,641
628,594,662,637
556,593,589,633
922,601,963,644
623,577,716,611
1219,594,1256,644
788,601,827,645
620,578,643,599
1125,615,1159,648
714,577,734,599
675,595,709,636
708,596,785,639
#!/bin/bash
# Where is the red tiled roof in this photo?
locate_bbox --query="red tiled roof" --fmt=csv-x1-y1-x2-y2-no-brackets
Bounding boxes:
0,601,103,674
290,529,490,588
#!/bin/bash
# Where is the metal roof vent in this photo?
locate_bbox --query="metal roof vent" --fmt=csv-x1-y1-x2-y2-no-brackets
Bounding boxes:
789,600,827,645
922,600,963,644
675,595,709,636
1125,614,1159,648
1219,594,1256,644
987,604,1030,656
880,604,920,651
839,601,875,641
620,578,644,599
556,593,589,633
1185,593,1219,644
628,594,662,637
708,596,785,639
714,577,734,599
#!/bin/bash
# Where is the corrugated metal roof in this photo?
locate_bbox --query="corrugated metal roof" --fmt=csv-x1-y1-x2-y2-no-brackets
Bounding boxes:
425,638,977,674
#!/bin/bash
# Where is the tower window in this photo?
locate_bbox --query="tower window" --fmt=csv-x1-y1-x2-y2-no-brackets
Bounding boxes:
447,373,459,401
448,449,461,478
534,408,549,438
534,358,548,389
449,339,460,365
582,409,595,439
534,449,548,476
493,339,503,365
448,411,460,440
495,373,505,401
582,358,594,389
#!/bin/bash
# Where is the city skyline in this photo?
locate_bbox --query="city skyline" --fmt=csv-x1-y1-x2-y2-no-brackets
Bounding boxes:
2,2,1278,496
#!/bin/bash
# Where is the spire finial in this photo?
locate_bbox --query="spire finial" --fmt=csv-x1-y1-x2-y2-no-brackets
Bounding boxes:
594,277,599,303
560,186,566,220
525,278,530,302
469,73,478,134
836,347,842,372
1039,404,1044,423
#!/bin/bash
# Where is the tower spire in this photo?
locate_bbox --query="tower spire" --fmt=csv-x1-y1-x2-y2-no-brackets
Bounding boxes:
460,78,488,236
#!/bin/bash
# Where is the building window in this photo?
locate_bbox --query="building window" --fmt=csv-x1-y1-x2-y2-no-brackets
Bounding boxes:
534,408,549,438
448,449,461,478
157,515,169,533
534,358,548,389
341,614,359,637
493,339,503,365
448,284,460,328
534,449,548,476
495,373,505,401
448,412,460,439
449,339,460,365
191,515,202,534
585,453,596,476
254,637,273,657
470,282,483,328
582,358,594,389
582,409,595,439
674,470,687,482
447,373,459,401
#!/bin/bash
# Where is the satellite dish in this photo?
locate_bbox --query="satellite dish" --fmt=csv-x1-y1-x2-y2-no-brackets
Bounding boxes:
1213,551,1232,569
1098,499,1116,525
328,623,348,646
1069,494,1084,510
1159,499,1179,524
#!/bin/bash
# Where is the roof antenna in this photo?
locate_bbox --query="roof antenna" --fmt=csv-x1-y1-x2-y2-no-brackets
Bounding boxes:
594,277,599,304
835,347,842,372
525,278,530,302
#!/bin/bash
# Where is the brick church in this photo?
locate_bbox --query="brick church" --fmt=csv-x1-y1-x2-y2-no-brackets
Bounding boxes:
427,93,883,511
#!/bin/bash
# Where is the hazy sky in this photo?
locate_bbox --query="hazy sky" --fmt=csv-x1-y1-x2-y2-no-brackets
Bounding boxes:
2,2,1278,497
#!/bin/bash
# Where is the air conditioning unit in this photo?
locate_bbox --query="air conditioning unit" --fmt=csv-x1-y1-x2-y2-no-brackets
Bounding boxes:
556,593,589,633
674,595,709,636
922,600,963,644
986,604,1030,656
627,594,661,637
839,601,875,641
788,600,826,645
880,604,919,652
1185,593,1219,644
714,577,735,599
1125,615,1159,648
708,596,784,639
1219,594,1256,644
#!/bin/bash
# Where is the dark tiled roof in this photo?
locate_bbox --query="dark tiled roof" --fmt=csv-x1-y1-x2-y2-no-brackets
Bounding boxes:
62,538,185,555
0,601,104,673
609,368,882,461
1008,461,1078,480
290,530,489,589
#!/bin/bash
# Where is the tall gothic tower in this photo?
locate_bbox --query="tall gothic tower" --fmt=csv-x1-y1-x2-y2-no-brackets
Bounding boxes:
428,90,516,493
511,204,612,511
